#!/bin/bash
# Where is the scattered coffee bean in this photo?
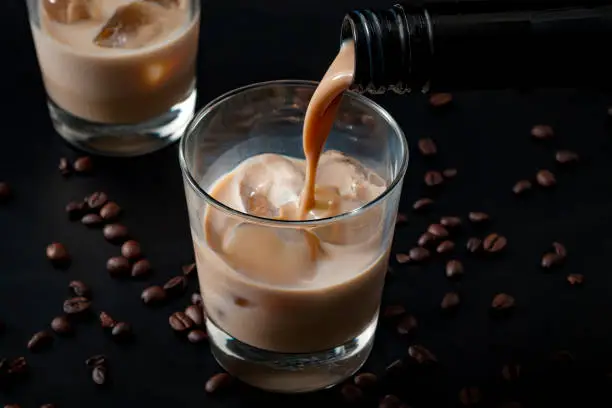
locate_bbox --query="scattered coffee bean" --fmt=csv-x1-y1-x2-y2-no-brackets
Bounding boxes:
395,253,410,264
555,149,579,164
437,240,455,253
46,243,70,266
111,322,132,341
396,314,417,335
531,124,554,139
501,363,521,381
103,224,129,243
428,223,449,238
424,170,444,186
169,311,194,332
408,345,437,364
553,242,567,257
483,233,507,253
512,180,532,195
354,372,377,388
443,168,458,178
468,212,489,223
396,213,408,224
567,273,584,285
0,182,11,203
412,197,434,211
409,247,430,262
141,286,166,305
459,386,481,406
429,92,453,107
86,192,108,210
59,157,72,176
69,280,90,298
40,404,56,408
92,365,107,386
441,292,460,310
120,240,141,260
185,304,204,325
440,216,462,228
418,232,435,247
379,394,402,408
466,237,482,253
187,329,208,343
182,262,196,277
163,276,187,298
418,138,437,156
100,202,121,221
107,256,130,277
132,259,152,278
99,311,116,329
8,357,28,376
340,383,363,403
491,293,515,313
446,260,464,278
81,213,104,227
536,169,556,187
65,201,86,220
27,331,53,352
205,372,232,393
4,404,21,408
541,252,563,268
85,355,106,367
74,156,93,173
50,316,72,335
383,304,405,318
63,297,91,315
191,292,203,305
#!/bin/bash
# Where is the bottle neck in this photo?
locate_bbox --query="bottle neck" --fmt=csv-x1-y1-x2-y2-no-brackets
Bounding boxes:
342,1,612,93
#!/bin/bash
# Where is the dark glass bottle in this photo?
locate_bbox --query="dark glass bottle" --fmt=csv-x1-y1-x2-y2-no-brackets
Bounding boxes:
341,1,612,94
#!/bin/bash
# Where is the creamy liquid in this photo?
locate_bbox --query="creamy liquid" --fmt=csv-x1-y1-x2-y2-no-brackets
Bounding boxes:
32,0,199,123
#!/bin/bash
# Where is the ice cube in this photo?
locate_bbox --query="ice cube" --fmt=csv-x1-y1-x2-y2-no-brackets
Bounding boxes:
315,150,369,198
93,2,165,49
43,0,101,24
222,223,319,285
144,0,181,8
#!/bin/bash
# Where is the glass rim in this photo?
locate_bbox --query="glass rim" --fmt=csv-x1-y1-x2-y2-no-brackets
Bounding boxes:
178,79,409,227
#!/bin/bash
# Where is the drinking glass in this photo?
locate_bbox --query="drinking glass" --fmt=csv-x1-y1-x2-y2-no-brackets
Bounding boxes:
179,80,408,393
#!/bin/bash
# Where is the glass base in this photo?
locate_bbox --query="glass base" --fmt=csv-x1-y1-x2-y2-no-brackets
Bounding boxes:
48,88,197,157
206,314,377,394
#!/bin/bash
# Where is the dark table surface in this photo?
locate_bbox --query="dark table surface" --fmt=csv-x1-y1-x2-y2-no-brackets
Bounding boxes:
3,0,612,407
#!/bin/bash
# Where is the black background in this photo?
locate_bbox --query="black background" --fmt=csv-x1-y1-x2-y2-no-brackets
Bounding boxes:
2,0,612,407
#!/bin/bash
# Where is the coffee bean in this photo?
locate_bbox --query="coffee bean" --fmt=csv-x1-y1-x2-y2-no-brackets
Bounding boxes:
40,404,56,408
409,247,430,262
50,316,72,335
85,355,106,367
354,372,377,388
182,262,196,277
395,253,410,264
111,322,132,341
131,259,152,278
437,240,455,253
466,237,482,253
187,329,208,343
396,213,408,225
446,260,464,278
379,394,402,408
100,202,121,221
383,304,405,318
555,149,579,164
27,331,53,352
99,311,116,329
65,201,86,220
531,124,554,139
408,345,438,364
205,372,232,393
86,192,108,210
441,292,460,310
491,293,515,311
501,363,521,381
141,286,166,305
413,197,434,211
396,314,417,335
92,365,107,385
59,157,72,176
121,240,141,260
443,168,458,178
185,304,204,326
424,170,444,186
567,273,584,285
459,386,481,406
69,280,90,298
169,311,194,332
74,156,93,173
541,253,563,268
191,292,203,305
512,180,532,195
340,383,363,403
428,223,449,238
163,276,187,298
103,224,129,243
468,212,489,223
63,297,91,315
553,242,567,257
483,233,507,253
107,256,130,277
418,138,437,156
536,169,556,187
4,404,21,408
429,92,453,107
440,216,462,228
46,243,70,265
0,182,11,203
7,357,28,376
81,213,104,227
418,232,435,247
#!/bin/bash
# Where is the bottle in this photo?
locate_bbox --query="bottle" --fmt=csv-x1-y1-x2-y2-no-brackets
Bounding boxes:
341,0,612,94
